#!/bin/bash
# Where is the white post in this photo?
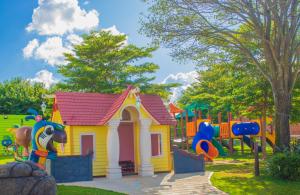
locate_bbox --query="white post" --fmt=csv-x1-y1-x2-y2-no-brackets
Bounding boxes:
139,118,154,176
106,119,122,179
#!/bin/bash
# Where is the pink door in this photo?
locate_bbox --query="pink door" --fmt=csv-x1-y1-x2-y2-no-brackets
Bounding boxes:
81,135,94,156
118,122,134,162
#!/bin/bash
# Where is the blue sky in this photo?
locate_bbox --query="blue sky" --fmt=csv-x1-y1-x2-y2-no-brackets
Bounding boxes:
0,0,195,86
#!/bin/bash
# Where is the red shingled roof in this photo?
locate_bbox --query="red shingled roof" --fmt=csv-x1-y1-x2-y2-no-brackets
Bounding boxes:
140,95,177,126
54,86,176,126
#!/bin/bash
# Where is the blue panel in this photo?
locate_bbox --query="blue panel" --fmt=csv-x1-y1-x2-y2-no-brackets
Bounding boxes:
173,146,205,174
232,122,260,136
50,155,93,183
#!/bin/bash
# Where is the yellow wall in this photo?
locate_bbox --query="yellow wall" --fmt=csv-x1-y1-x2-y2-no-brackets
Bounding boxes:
133,121,140,173
71,126,108,176
113,95,159,124
52,108,63,124
131,122,171,173
150,125,171,172
52,109,109,176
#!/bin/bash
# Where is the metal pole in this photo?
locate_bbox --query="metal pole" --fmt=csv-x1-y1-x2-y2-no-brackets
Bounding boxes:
186,111,189,150
180,112,184,149
254,142,260,176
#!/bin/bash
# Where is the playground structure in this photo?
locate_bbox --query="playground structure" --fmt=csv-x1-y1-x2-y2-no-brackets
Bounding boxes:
169,103,276,159
191,122,220,161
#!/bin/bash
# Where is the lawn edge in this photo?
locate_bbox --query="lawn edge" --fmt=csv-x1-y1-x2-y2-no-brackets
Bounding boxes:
208,172,227,194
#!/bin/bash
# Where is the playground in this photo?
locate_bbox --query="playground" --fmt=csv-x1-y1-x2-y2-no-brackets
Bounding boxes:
168,102,300,194
0,93,299,194
1,1,300,194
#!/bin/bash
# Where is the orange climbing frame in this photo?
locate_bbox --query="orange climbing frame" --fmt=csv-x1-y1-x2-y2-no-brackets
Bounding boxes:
186,119,212,137
219,122,230,138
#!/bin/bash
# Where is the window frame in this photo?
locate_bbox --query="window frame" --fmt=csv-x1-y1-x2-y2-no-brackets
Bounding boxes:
150,132,163,157
80,133,96,160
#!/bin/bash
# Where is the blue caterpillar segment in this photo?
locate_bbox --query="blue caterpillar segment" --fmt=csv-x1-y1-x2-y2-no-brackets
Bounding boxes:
191,122,219,161
232,122,260,136
191,122,214,151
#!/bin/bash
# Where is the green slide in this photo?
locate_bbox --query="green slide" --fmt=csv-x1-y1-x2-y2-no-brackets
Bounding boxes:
213,125,220,137
212,138,227,157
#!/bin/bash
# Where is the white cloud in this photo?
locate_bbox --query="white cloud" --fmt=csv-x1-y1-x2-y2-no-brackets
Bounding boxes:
83,1,89,5
102,25,128,46
34,37,71,66
29,69,59,88
66,33,83,46
162,71,198,103
102,25,123,36
26,0,99,36
24,35,84,66
23,39,39,58
24,2,130,67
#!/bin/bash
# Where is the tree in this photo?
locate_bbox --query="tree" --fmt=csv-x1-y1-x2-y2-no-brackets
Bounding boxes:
58,31,177,100
0,78,49,114
142,0,300,148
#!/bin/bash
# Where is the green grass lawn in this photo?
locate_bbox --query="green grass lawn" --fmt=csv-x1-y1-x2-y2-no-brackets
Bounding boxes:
57,185,125,195
207,146,300,195
0,115,35,155
0,156,14,164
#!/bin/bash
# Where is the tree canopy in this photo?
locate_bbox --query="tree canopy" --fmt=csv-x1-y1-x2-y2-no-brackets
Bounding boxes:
58,31,177,100
178,58,273,122
141,0,300,148
0,78,49,114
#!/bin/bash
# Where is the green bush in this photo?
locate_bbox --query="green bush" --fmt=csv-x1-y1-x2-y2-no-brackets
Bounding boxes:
266,152,300,181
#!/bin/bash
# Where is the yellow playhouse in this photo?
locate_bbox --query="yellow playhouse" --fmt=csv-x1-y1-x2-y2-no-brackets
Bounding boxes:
51,86,176,178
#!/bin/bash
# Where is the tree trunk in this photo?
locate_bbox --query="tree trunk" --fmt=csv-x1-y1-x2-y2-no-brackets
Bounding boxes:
261,108,267,159
273,91,291,149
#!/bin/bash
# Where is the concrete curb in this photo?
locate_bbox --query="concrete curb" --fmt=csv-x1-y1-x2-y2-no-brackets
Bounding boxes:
208,172,228,195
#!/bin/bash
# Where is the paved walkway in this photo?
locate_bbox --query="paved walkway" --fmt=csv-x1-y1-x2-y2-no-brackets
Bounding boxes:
61,172,226,195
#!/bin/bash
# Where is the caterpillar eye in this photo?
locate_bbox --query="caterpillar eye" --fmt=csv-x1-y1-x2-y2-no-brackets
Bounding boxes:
45,126,54,135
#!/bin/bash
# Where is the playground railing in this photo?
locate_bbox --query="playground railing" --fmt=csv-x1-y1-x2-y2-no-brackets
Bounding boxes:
220,122,230,138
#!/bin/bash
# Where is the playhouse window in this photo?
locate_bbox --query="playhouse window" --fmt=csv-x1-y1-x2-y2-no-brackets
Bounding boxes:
81,134,95,159
151,133,162,156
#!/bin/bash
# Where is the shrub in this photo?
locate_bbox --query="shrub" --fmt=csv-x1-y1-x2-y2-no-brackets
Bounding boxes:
266,152,300,181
